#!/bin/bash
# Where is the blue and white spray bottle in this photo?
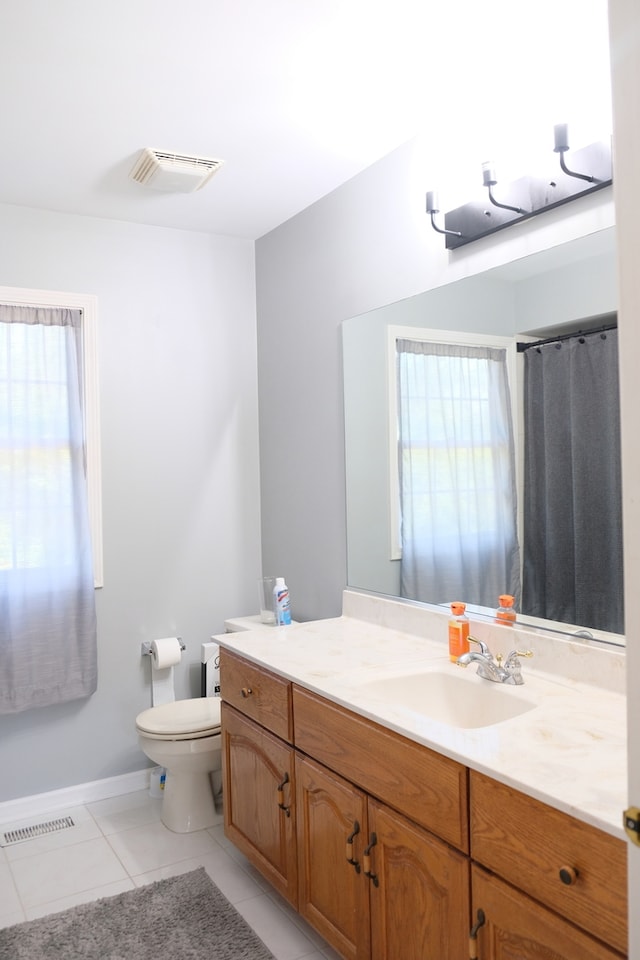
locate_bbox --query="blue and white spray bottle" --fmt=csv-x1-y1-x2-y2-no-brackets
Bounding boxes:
273,577,292,626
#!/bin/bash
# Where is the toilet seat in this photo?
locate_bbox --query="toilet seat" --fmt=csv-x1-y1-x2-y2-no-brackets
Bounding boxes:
136,697,221,741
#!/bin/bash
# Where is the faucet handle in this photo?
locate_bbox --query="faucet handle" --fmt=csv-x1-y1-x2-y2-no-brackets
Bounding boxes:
505,649,534,664
468,636,491,657
500,649,534,684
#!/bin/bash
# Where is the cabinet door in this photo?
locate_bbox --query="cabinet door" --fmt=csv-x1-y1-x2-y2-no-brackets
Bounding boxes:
472,865,625,960
222,703,297,905
368,798,469,960
296,754,370,960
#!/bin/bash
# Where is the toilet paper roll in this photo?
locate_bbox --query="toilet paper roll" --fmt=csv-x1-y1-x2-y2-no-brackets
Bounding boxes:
150,637,183,669
150,637,182,707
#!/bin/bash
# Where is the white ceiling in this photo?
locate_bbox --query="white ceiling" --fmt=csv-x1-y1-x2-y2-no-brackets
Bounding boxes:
0,0,612,240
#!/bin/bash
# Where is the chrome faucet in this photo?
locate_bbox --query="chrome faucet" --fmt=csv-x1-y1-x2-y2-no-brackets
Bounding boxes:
457,637,533,684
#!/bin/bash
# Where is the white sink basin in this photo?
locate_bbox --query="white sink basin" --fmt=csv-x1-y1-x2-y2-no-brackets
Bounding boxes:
357,669,537,729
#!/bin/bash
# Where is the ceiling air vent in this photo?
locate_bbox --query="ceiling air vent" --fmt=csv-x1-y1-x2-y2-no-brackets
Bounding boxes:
129,148,224,193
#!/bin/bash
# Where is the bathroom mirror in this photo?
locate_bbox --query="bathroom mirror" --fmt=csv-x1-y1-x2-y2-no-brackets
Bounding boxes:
342,226,624,645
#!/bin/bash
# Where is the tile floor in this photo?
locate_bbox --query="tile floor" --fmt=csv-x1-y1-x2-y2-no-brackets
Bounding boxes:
0,789,341,960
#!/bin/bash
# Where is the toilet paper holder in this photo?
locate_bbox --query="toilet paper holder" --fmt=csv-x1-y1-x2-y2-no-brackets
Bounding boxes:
140,638,186,657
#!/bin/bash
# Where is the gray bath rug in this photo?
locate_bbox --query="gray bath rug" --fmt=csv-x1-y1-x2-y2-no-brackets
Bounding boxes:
0,867,276,959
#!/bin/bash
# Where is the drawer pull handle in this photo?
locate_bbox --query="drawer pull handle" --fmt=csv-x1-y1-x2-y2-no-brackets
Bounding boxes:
559,865,579,886
346,820,361,873
277,772,291,817
240,687,253,698
469,909,486,960
363,832,379,887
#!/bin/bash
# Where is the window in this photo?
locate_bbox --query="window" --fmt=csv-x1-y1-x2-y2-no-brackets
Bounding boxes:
388,326,520,609
0,286,102,586
0,287,102,714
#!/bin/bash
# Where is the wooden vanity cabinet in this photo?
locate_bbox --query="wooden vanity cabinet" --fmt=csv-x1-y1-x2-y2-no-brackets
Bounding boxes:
221,649,628,960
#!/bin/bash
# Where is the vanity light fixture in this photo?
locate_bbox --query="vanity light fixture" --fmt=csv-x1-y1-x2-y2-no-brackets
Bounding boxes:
481,161,525,214
553,123,597,183
425,191,462,238
427,123,612,250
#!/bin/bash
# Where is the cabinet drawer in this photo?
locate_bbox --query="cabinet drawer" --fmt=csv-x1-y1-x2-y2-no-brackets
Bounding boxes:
470,771,627,954
293,685,468,852
220,649,293,743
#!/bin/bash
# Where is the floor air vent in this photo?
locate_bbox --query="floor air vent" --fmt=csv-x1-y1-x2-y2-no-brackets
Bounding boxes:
1,816,75,847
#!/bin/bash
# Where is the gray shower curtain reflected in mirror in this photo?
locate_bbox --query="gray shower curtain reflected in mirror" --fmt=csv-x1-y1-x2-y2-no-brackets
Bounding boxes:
522,327,623,633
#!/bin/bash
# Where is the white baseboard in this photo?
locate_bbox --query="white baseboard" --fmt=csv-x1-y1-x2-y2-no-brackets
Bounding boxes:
0,769,151,824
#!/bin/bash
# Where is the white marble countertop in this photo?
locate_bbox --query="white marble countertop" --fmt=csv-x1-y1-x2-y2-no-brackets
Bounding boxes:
216,592,627,840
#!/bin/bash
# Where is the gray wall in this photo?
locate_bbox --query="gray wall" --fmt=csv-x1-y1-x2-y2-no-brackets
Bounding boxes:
0,204,261,801
255,137,616,622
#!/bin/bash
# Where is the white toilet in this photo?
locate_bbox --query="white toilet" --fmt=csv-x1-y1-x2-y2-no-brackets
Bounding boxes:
136,697,222,834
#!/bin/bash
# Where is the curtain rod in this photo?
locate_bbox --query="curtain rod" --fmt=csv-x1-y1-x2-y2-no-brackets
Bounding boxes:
517,322,617,353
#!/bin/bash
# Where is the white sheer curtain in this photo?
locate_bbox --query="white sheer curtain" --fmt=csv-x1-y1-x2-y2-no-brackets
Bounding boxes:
397,339,520,609
0,304,97,713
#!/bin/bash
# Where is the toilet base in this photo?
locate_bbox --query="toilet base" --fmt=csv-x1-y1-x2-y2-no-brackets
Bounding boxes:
161,768,218,833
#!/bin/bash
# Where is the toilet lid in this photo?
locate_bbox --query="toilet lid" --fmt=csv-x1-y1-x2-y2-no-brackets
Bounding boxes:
136,697,221,737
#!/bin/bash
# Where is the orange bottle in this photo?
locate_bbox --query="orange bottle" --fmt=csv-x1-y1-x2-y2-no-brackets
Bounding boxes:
448,602,470,662
496,594,516,625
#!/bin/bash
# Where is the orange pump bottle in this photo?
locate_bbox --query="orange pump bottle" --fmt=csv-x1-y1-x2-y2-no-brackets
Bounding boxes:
496,594,516,625
448,602,470,662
